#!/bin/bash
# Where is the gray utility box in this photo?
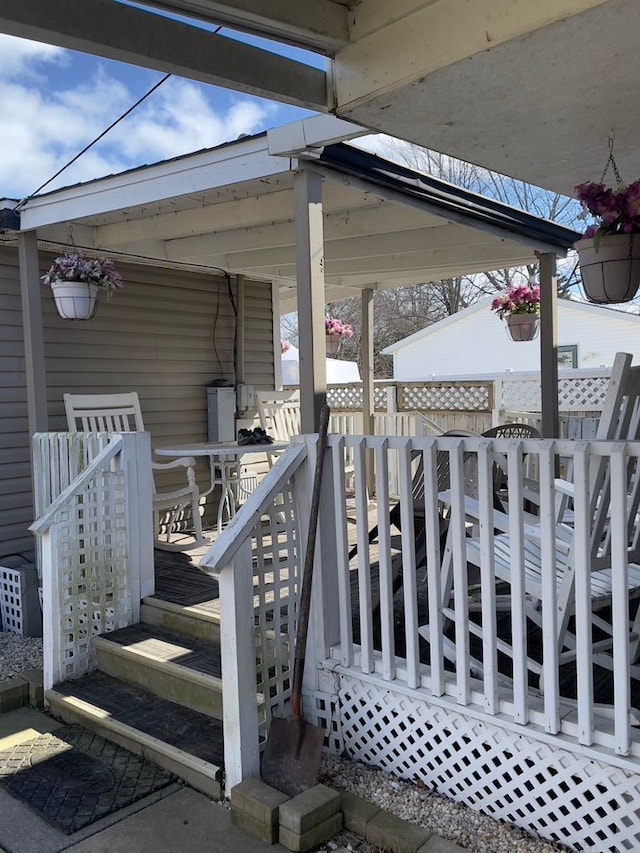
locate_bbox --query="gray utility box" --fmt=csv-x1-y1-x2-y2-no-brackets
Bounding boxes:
207,386,236,443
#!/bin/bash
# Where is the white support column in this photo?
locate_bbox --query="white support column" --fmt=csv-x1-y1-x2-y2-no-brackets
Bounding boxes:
294,165,327,433
538,252,559,438
272,283,283,390
18,231,48,433
361,287,375,497
219,540,261,794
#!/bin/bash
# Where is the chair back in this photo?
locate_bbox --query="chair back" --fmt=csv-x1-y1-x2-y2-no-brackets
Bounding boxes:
64,392,146,433
257,390,301,443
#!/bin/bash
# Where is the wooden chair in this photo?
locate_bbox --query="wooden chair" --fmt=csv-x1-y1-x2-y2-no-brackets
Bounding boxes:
64,392,206,551
428,352,640,685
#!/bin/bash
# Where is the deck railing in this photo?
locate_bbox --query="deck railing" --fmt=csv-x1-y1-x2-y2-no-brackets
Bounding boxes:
30,432,154,689
200,442,309,794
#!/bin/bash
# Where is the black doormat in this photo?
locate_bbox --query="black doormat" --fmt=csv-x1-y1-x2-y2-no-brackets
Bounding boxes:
0,724,174,834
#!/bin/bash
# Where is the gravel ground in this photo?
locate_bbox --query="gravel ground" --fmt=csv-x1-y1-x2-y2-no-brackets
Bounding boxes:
315,751,568,853
0,631,43,681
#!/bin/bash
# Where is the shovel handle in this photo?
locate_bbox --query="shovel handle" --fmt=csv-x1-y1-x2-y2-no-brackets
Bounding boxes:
290,405,331,715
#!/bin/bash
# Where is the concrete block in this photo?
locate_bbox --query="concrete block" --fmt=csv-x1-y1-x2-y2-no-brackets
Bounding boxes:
340,789,380,836
418,837,467,853
279,784,341,834
230,777,289,826
231,806,280,844
279,811,343,852
19,668,44,709
366,809,431,853
0,678,28,713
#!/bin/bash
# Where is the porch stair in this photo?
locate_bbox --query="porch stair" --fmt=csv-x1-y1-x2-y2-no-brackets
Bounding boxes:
45,609,235,801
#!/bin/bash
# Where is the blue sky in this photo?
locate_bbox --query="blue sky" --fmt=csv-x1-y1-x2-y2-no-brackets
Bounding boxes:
0,30,317,201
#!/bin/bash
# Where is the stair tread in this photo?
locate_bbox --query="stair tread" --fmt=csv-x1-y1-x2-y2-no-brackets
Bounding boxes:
54,670,224,768
100,623,222,678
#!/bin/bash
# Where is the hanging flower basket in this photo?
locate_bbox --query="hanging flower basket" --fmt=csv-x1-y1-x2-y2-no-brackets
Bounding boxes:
574,234,640,304
42,253,123,320
324,316,353,355
506,313,540,342
50,281,100,320
325,334,342,354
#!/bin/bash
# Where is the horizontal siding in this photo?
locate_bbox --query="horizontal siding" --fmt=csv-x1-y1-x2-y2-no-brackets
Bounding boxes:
0,248,31,558
0,245,277,553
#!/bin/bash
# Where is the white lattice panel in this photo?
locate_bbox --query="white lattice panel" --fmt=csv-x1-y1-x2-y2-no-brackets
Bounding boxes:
558,375,610,410
401,383,491,412
252,479,300,734
335,676,640,852
0,567,24,635
55,467,132,680
327,385,363,410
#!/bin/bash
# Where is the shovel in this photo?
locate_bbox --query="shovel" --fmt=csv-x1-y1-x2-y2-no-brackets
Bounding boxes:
261,404,331,797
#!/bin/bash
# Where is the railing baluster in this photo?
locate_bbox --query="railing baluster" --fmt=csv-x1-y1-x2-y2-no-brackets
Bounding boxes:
507,441,528,724
610,444,631,755
423,442,444,695
573,444,594,745
539,440,560,734
477,440,497,713
375,439,395,681
397,441,419,688
449,440,470,705
334,436,353,667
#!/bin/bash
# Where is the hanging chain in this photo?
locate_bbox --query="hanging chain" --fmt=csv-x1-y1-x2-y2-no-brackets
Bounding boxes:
599,135,623,186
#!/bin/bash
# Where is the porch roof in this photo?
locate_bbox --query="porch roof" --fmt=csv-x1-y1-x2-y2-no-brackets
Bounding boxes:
1,2,637,199
10,124,578,313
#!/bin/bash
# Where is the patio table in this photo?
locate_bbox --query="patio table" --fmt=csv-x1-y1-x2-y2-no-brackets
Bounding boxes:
155,440,289,533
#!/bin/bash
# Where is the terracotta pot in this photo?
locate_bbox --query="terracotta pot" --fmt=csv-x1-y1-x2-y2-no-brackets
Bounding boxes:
506,313,539,342
50,281,99,320
326,334,342,354
575,234,640,304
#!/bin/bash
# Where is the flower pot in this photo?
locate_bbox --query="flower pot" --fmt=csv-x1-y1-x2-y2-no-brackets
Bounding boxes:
506,313,539,342
326,334,342,355
50,281,99,320
575,234,640,304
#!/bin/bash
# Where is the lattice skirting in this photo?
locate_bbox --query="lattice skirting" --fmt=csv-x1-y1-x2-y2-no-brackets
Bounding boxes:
334,675,640,852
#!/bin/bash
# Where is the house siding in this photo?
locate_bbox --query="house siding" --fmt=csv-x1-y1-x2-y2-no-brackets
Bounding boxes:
392,301,640,380
0,245,275,559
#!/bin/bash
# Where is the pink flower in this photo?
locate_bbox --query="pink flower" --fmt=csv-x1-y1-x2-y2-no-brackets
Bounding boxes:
575,179,640,238
490,284,540,320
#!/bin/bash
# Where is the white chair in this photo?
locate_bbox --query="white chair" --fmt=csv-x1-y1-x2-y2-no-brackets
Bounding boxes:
257,390,356,491
64,392,206,551
426,352,640,684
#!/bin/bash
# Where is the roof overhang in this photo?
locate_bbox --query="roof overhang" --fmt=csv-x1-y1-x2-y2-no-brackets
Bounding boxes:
0,1,636,200
9,120,578,315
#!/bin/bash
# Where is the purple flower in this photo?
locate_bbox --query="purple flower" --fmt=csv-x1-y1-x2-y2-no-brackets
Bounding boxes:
574,179,640,238
325,317,354,339
41,253,123,291
490,284,540,320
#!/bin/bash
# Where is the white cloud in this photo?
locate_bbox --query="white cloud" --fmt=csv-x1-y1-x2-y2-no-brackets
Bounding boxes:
0,37,282,199
0,34,67,78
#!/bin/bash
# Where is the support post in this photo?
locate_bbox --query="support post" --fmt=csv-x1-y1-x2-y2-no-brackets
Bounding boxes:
294,165,326,433
220,540,261,795
361,287,375,496
538,252,560,438
18,231,48,433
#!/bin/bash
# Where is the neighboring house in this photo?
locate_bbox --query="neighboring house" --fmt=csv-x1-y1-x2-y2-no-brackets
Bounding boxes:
381,298,640,380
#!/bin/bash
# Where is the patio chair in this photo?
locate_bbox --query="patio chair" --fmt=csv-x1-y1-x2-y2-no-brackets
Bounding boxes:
64,392,206,551
257,389,357,490
426,352,640,685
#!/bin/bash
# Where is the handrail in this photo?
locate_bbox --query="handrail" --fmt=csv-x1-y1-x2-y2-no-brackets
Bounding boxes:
30,436,123,536
200,442,307,573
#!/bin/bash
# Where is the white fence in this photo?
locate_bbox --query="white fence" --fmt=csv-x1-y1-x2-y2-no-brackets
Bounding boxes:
30,432,154,689
205,433,640,850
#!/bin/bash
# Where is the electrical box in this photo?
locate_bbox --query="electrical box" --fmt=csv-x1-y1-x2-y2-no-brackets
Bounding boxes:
207,387,236,442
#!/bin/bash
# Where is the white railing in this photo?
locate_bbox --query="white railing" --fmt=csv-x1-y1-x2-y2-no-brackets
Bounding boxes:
199,442,308,795
30,432,154,689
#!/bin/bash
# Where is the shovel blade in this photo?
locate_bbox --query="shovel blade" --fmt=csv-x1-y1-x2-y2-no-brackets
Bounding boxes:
261,717,324,797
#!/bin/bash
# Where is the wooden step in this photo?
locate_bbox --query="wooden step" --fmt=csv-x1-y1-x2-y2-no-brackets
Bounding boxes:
92,623,224,719
46,670,224,799
141,596,220,644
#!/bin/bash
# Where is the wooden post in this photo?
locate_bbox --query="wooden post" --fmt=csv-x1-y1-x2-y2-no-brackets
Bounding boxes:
18,231,48,434
219,540,260,794
361,287,375,497
537,252,560,438
294,165,327,433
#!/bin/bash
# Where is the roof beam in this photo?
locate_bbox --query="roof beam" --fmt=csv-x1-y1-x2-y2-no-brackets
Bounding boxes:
0,0,329,110
137,0,350,53
163,209,447,259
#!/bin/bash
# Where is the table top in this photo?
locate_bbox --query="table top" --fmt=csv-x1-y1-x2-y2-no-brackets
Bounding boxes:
155,440,289,457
